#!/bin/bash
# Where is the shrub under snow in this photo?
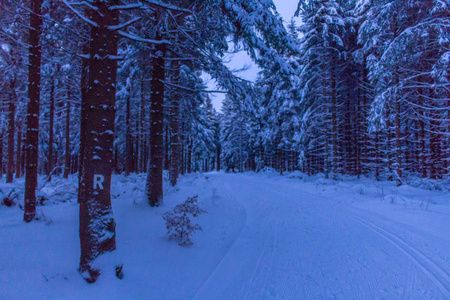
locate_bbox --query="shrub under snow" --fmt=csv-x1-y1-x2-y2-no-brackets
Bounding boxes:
163,195,206,247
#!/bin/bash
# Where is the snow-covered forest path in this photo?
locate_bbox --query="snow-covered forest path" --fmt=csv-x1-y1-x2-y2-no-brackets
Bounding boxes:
1,172,449,299
195,173,450,299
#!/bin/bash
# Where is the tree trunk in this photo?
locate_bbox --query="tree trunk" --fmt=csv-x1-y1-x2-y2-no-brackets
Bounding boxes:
134,120,138,172
15,125,22,178
125,83,132,176
331,65,338,175
78,43,89,201
386,116,393,181
180,140,185,175
447,94,450,177
79,1,119,282
63,84,71,179
187,138,192,174
417,86,427,178
355,81,362,177
146,32,166,206
322,66,330,178
164,125,170,171
362,62,369,175
429,93,442,179
24,0,44,222
0,130,3,179
169,60,180,186
394,72,403,180
7,87,16,183
216,143,221,171
343,80,352,175
114,143,119,173
139,78,146,173
47,76,55,181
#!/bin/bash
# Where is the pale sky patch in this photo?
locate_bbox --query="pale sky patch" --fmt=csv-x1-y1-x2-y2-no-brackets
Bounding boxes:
207,0,301,112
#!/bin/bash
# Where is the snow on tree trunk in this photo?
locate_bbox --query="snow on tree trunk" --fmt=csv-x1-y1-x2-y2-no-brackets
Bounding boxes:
24,0,44,223
78,0,119,283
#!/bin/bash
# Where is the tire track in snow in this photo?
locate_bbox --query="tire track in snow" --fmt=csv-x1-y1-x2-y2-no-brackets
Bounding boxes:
342,212,450,298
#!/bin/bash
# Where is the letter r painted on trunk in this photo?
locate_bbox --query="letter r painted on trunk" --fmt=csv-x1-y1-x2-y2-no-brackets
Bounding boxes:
93,174,104,190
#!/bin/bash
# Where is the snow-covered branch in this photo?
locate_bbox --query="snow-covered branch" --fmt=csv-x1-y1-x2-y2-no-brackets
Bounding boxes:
118,30,172,45
108,17,142,31
61,0,98,28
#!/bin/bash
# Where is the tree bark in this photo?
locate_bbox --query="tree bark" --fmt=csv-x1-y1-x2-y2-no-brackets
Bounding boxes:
63,84,71,179
169,60,180,186
78,1,119,282
417,85,427,178
180,140,185,175
187,138,192,174
375,131,380,180
356,76,361,176
386,107,393,181
24,0,44,222
7,85,16,183
78,43,89,201
139,78,146,173
164,125,170,170
216,143,221,171
135,119,139,172
0,130,3,179
331,64,338,175
394,72,403,180
146,32,166,206
15,125,22,178
125,84,132,176
47,76,55,181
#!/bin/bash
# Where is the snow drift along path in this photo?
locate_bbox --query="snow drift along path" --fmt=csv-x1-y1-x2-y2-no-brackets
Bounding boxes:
1,172,449,299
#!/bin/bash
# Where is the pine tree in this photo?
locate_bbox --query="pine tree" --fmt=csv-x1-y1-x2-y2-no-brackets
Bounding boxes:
71,0,121,282
147,22,167,207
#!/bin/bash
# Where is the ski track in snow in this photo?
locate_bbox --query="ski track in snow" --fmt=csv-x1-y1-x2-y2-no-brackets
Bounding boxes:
278,180,450,298
194,173,450,299
343,213,450,298
269,178,450,298
1,172,449,299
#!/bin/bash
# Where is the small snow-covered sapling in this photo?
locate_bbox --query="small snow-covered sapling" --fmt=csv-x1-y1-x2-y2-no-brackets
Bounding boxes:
163,195,206,247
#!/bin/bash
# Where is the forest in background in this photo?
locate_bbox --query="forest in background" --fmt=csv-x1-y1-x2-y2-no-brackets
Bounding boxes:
224,0,450,182
1,0,449,282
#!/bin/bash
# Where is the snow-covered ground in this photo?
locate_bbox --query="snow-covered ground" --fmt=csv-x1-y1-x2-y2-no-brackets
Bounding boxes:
1,172,449,299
